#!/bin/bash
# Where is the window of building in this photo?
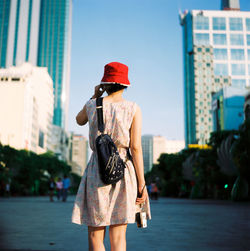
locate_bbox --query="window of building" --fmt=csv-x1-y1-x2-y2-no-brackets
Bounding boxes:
215,78,220,83
248,50,250,60
194,16,209,30
11,77,20,81
230,34,244,45
194,33,210,46
205,48,210,52
206,63,211,67
214,63,228,76
231,64,245,75
213,48,228,60
229,18,243,31
247,35,250,46
231,49,245,60
224,78,228,83
249,64,250,75
213,34,227,45
213,17,226,30
197,47,202,52
246,18,250,31
231,79,246,88
38,130,44,148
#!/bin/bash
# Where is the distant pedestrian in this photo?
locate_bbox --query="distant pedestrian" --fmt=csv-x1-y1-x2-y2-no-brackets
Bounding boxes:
56,177,63,201
62,175,70,202
151,182,158,200
5,180,10,197
48,178,56,202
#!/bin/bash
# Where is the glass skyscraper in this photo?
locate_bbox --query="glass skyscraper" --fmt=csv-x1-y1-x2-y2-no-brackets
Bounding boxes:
180,1,250,146
0,0,72,129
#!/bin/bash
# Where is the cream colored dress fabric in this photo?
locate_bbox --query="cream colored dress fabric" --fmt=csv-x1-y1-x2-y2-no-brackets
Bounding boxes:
71,98,151,226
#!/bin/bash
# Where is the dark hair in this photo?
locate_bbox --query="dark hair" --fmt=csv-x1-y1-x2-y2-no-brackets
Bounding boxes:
103,83,127,95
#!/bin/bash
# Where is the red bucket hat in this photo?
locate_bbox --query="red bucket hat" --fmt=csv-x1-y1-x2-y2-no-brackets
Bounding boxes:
101,62,130,86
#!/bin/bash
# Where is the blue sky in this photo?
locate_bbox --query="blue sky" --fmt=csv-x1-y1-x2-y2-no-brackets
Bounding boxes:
68,0,250,140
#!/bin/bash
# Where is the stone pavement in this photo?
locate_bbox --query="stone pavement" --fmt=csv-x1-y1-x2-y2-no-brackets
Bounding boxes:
0,196,249,251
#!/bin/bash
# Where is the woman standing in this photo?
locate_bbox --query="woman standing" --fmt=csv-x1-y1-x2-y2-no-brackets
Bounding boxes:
56,177,63,201
72,62,151,251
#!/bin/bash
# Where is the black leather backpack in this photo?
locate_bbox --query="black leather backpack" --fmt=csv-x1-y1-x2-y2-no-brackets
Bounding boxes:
95,97,129,185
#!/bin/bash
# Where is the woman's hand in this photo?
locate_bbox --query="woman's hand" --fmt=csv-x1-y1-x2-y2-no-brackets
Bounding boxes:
136,184,147,205
91,84,105,99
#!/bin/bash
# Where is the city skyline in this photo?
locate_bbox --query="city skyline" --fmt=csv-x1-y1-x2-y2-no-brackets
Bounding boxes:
68,0,250,141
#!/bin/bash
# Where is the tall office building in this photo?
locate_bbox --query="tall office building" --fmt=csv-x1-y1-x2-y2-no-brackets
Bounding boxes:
0,0,72,129
180,0,250,146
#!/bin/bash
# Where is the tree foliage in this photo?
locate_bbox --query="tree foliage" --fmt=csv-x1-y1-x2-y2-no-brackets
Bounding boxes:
0,144,75,196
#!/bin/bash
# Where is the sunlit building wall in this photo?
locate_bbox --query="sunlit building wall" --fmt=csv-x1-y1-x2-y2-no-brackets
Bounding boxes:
153,136,167,164
0,63,53,154
180,4,250,146
165,140,185,154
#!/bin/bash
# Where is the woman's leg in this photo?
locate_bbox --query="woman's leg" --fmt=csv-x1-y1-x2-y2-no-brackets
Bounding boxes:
88,226,106,251
109,224,127,251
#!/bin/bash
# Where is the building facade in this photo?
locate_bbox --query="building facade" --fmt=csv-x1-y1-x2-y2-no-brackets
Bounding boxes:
212,86,247,131
141,135,153,173
0,63,54,154
69,134,88,176
180,3,250,146
0,0,72,129
50,125,70,162
165,140,185,154
153,136,167,164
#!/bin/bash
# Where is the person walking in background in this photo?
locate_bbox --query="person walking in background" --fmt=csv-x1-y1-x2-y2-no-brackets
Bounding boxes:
151,182,158,200
71,62,151,251
56,177,63,201
48,177,56,202
62,175,70,202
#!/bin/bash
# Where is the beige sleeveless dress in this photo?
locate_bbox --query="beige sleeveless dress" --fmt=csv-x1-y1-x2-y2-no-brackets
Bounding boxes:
71,98,151,226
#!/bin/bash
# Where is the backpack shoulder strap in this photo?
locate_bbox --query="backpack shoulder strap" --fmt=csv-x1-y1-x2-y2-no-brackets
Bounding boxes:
96,97,104,133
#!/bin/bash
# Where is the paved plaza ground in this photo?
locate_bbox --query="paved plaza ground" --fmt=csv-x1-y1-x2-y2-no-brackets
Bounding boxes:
0,195,249,251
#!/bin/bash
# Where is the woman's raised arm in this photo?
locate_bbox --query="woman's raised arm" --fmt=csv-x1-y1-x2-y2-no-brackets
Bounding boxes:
76,105,88,126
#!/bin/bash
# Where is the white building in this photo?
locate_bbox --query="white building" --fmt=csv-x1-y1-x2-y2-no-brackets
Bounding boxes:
180,0,250,146
69,134,88,176
153,136,167,164
165,140,185,154
0,63,53,154
153,136,185,163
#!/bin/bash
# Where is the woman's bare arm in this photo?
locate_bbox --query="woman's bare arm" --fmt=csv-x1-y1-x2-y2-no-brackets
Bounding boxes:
76,84,105,126
130,106,147,204
76,105,88,126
